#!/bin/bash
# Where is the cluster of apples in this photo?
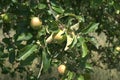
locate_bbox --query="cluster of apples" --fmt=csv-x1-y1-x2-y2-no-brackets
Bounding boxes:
31,17,67,74
30,16,67,44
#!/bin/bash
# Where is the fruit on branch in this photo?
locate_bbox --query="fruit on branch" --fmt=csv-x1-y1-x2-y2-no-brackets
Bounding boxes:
54,29,66,44
58,64,66,74
1,13,11,23
30,17,42,30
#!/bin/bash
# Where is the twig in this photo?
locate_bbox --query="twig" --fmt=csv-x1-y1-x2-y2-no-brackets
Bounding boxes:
37,61,43,79
47,0,65,30
47,0,57,20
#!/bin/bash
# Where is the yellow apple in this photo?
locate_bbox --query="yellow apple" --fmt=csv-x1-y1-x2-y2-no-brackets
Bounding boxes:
30,17,42,30
54,29,66,44
58,64,66,74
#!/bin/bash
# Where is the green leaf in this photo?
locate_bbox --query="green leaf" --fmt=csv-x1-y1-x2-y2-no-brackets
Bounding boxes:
82,43,88,57
87,37,99,49
71,35,78,48
9,51,15,64
42,49,50,72
82,23,99,34
12,0,17,3
77,75,84,80
52,6,64,14
85,63,92,70
48,20,59,32
20,52,36,66
78,36,88,57
2,67,11,74
67,71,75,80
17,33,33,41
37,3,46,9
17,44,38,61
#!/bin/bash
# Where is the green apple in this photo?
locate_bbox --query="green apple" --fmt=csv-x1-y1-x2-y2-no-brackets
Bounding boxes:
1,13,11,23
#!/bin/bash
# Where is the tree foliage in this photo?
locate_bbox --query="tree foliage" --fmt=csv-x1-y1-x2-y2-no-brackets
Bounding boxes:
0,0,120,80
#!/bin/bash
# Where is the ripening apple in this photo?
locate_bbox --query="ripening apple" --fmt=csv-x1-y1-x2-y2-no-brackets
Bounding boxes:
58,64,66,74
54,29,66,44
30,17,42,30
1,13,11,23
116,46,120,51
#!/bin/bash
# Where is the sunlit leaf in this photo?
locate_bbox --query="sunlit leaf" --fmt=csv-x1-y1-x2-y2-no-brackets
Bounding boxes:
46,33,54,44
70,22,80,31
17,33,33,41
82,43,88,57
85,63,92,70
77,75,84,80
37,3,46,9
82,23,99,34
71,35,77,48
64,34,74,51
78,36,88,57
17,44,38,61
67,71,75,80
52,6,64,14
20,52,36,66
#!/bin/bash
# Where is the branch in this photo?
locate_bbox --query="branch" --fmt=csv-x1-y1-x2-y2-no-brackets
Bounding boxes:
37,61,43,79
47,0,57,20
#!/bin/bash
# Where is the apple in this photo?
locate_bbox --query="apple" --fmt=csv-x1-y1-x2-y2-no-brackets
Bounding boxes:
30,17,42,30
1,13,11,23
54,29,66,44
116,46,120,51
58,64,66,74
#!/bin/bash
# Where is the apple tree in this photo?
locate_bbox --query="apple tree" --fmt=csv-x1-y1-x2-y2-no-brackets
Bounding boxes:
0,0,120,80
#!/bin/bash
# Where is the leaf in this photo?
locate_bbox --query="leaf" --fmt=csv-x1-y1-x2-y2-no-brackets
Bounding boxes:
78,36,88,57
67,71,75,80
82,23,99,34
2,38,10,45
87,37,99,49
17,44,38,61
46,33,54,44
71,35,77,48
85,63,92,70
48,20,58,31
37,3,46,9
12,0,17,3
77,75,84,80
70,22,80,31
82,43,88,58
17,33,33,41
52,6,64,14
9,51,15,64
20,52,36,66
42,49,50,72
64,34,74,51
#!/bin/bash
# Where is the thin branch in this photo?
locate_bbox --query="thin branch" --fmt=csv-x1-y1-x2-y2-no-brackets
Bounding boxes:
47,0,57,20
37,61,43,79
